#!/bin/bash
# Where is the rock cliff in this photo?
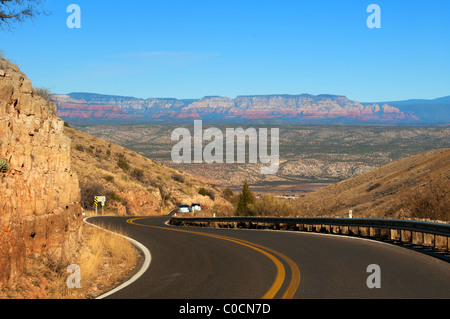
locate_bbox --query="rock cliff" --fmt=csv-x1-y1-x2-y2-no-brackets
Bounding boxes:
0,57,82,286
53,93,420,123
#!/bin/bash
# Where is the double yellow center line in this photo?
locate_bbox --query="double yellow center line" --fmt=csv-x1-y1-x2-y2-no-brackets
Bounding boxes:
126,217,301,299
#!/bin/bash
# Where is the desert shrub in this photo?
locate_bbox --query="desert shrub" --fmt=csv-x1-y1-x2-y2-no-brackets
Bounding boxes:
205,189,215,200
223,187,237,205
131,168,145,183
107,191,122,203
117,156,130,171
75,144,84,152
172,173,185,183
158,185,171,206
198,187,215,199
103,175,115,183
248,194,295,217
33,87,53,102
210,203,235,217
147,179,159,189
80,182,106,209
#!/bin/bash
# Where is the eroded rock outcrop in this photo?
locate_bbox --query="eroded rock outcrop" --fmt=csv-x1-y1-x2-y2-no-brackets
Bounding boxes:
0,57,82,285
53,93,419,122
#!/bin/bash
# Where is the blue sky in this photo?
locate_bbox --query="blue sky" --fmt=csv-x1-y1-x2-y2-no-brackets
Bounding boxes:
1,0,449,101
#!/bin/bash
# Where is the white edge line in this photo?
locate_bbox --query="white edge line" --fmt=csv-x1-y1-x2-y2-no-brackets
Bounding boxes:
83,216,152,299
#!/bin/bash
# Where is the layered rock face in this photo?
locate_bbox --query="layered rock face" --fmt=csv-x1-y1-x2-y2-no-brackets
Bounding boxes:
0,58,82,285
53,93,419,122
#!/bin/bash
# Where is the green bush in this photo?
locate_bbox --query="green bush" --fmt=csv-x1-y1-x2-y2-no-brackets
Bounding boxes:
0,158,9,173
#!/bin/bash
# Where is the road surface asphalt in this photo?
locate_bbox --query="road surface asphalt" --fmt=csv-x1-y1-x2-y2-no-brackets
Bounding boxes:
86,215,450,299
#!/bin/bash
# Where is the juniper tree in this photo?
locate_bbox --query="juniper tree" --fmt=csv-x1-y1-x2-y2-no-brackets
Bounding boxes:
235,180,256,216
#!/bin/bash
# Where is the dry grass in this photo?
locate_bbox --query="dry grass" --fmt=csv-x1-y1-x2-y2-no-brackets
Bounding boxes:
0,220,140,299
64,126,233,216
289,148,450,221
225,149,450,222
59,221,140,299
248,194,296,217
401,175,449,221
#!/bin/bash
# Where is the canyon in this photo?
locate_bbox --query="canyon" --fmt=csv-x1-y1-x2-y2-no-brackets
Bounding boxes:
53,93,427,124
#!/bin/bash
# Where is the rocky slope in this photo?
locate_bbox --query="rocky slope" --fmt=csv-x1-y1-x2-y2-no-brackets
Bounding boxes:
0,57,82,286
294,148,450,219
53,93,420,123
64,125,233,217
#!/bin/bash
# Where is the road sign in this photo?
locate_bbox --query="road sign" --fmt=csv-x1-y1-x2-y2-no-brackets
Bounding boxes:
97,196,106,206
95,196,106,215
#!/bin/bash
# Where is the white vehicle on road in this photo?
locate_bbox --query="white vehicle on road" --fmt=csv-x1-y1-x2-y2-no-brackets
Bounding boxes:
191,203,202,212
177,204,191,214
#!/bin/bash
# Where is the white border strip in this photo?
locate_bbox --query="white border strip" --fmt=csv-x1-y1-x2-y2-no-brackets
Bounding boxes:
83,216,152,299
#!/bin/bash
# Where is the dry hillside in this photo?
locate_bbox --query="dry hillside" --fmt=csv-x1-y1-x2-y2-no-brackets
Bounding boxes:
294,148,449,220
64,125,234,216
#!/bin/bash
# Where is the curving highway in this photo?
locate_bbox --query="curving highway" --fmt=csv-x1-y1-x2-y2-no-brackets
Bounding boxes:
86,215,450,299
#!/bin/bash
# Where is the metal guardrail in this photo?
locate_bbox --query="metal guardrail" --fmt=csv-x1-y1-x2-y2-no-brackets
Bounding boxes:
171,216,450,235
169,216,450,253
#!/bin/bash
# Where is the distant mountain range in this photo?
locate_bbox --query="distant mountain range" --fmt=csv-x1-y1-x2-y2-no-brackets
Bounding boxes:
362,96,450,124
53,92,449,125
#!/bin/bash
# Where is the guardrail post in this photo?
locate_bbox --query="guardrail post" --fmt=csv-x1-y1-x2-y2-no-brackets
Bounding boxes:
423,232,435,248
391,228,401,242
435,235,448,250
401,229,412,244
412,231,424,246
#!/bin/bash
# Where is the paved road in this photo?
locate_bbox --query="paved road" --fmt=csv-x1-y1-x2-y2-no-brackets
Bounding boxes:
86,216,450,299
